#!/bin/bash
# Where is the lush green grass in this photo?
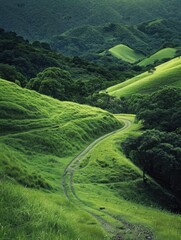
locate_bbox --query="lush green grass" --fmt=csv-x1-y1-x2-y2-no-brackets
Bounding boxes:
108,44,145,63
0,79,121,239
1,79,181,239
138,48,177,66
0,181,106,240
74,115,181,240
106,57,181,97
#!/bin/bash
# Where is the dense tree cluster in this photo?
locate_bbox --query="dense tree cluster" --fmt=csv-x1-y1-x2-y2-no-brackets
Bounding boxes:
0,29,64,79
27,67,75,101
122,130,181,200
122,87,181,205
121,87,181,131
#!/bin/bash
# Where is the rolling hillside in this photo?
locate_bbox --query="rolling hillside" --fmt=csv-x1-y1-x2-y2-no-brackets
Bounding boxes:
1,79,180,239
0,0,180,41
51,23,150,56
108,44,145,63
0,79,121,239
138,48,177,66
50,18,181,57
106,57,181,97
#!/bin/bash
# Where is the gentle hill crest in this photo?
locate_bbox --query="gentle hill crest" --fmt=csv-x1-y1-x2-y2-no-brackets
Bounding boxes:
138,47,177,67
107,44,145,63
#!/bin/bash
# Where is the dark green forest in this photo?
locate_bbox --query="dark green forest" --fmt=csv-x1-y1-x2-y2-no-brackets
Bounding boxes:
0,0,181,41
122,87,181,203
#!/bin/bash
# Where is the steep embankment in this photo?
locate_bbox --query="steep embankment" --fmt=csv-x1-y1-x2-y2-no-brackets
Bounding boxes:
0,79,121,240
106,57,181,97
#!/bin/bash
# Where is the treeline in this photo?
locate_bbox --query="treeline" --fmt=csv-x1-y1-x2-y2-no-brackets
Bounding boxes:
122,87,181,206
0,29,142,105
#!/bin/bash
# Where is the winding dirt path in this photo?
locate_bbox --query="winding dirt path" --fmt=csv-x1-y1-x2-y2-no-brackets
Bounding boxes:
62,117,153,239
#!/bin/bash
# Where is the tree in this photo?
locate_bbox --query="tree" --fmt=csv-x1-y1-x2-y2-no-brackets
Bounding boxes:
0,63,27,87
27,67,73,100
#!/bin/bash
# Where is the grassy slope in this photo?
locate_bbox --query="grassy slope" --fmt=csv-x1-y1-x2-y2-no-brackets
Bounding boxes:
108,44,145,63
74,115,181,240
0,79,121,240
138,48,177,66
106,57,181,97
0,80,181,239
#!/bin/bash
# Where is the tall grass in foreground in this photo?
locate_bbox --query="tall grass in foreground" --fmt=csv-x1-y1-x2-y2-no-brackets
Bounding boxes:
0,79,122,239
0,181,106,240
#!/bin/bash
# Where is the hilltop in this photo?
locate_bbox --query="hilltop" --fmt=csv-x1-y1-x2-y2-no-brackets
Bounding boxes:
107,44,145,63
50,18,181,57
51,23,151,56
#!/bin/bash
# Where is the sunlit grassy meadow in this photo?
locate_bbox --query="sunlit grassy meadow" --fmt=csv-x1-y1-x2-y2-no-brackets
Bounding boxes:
108,44,145,63
106,57,181,97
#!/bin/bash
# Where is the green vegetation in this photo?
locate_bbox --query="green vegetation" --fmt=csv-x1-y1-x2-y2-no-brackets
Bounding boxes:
122,87,181,202
0,0,180,41
1,182,106,240
51,23,150,57
0,79,121,239
138,48,177,66
136,87,181,131
0,28,143,108
123,129,181,201
50,17,181,58
73,115,181,239
106,57,181,97
27,67,74,101
108,44,145,63
0,1,181,238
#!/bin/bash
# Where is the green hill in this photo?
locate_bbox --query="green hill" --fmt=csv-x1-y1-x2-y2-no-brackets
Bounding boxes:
138,48,177,66
0,0,180,41
108,44,145,63
0,79,121,239
51,23,150,56
50,18,181,57
106,57,181,97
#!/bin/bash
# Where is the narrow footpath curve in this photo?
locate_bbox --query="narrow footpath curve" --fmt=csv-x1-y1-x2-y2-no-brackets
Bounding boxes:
62,118,131,199
62,117,153,240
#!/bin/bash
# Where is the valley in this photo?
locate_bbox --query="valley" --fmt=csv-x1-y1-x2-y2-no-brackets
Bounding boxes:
0,1,181,239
